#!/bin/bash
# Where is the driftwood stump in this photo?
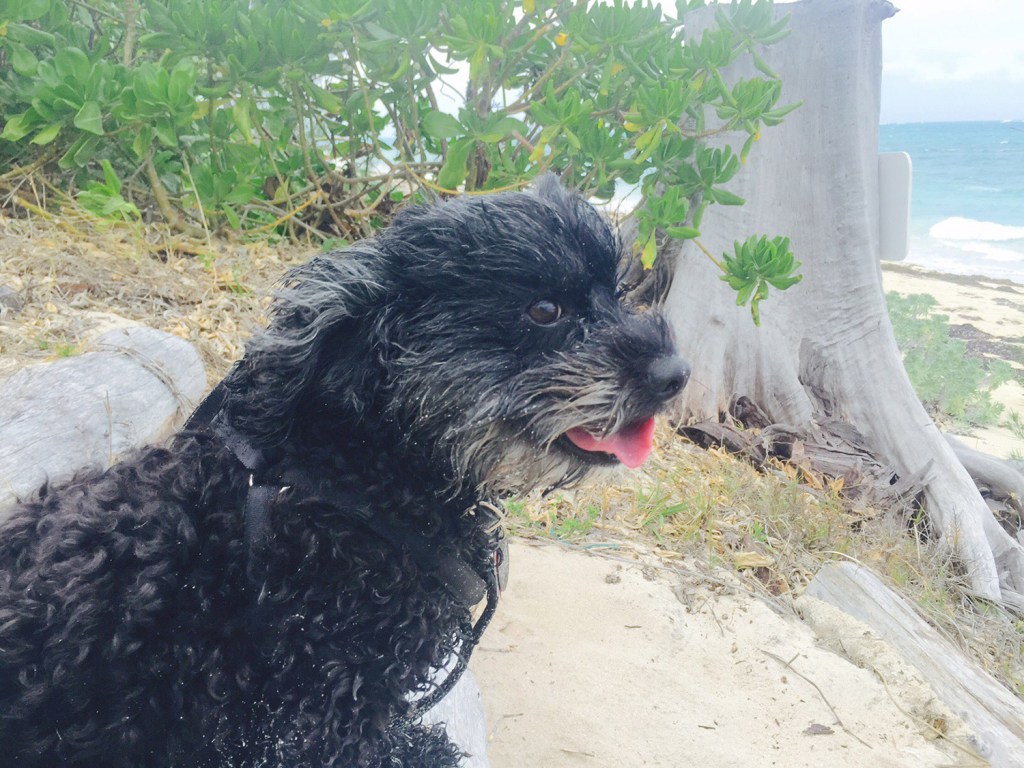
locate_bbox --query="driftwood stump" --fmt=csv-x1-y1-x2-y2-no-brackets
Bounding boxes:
662,0,1024,607
0,325,206,512
807,562,1024,767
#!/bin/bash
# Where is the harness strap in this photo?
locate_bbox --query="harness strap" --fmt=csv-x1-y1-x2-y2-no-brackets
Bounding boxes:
182,375,233,434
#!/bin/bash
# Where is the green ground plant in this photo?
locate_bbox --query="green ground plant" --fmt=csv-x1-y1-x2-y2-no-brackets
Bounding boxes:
34,333,79,357
886,291,1015,429
0,0,800,313
503,496,601,541
1007,412,1024,461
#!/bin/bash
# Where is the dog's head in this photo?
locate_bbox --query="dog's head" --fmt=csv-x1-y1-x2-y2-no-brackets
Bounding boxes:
226,175,688,493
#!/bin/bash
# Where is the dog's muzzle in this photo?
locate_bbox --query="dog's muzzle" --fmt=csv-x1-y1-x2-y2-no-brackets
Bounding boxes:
562,352,690,468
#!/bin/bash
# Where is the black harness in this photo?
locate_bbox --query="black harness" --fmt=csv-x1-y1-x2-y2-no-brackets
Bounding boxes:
183,380,508,713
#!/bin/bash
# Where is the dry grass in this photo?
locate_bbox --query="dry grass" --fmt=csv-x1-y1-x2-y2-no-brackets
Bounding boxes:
2,212,1022,699
0,213,309,382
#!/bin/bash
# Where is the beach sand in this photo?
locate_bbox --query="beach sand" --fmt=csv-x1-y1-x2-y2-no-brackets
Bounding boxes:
471,541,969,767
470,264,1023,767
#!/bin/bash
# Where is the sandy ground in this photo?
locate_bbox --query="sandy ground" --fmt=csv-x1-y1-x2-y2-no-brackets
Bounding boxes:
470,541,975,768
468,263,1024,768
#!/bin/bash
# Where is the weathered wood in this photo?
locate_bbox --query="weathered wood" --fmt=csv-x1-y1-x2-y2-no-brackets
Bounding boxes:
946,434,1024,535
807,562,1024,767
0,325,206,512
663,0,1024,607
679,396,927,511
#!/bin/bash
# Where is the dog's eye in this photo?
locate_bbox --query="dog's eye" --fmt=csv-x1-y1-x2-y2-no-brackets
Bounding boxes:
526,299,563,326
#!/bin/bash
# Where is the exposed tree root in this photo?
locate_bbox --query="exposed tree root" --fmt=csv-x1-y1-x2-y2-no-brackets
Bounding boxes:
945,435,1024,540
679,396,928,516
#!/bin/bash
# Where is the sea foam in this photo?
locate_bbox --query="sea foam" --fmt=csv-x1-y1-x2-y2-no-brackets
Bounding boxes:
930,217,1024,242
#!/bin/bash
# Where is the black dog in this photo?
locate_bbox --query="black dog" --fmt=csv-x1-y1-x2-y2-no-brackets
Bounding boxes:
0,176,688,767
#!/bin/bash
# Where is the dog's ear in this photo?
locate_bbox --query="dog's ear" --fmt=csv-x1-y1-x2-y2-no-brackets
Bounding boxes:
221,248,386,448
531,172,571,206
531,172,621,278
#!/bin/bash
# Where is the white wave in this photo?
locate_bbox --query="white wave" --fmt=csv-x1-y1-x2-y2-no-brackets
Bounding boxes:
955,241,1024,263
930,216,1024,242
905,233,1024,285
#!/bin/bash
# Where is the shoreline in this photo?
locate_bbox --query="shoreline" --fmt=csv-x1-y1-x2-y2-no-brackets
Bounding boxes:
883,260,1024,292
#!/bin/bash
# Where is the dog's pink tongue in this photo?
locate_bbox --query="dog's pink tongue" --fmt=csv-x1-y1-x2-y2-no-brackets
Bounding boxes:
565,417,657,469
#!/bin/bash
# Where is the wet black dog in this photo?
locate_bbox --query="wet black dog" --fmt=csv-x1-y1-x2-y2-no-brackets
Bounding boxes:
0,176,688,767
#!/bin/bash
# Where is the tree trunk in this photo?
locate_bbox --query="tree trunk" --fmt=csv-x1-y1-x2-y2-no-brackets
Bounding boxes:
663,0,1024,607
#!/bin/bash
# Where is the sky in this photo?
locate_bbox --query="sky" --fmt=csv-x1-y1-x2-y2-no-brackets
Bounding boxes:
878,0,1024,123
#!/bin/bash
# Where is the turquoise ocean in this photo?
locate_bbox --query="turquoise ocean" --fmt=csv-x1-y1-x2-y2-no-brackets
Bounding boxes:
879,121,1024,285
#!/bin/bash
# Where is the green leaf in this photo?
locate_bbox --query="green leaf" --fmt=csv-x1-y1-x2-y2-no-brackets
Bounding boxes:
132,125,154,159
422,111,463,140
529,102,556,125
766,274,803,290
30,123,61,145
762,100,802,126
527,138,548,163
731,281,752,307
168,63,196,109
711,188,745,206
137,31,178,51
666,226,700,240
54,47,90,83
634,126,661,159
224,182,258,205
640,232,658,269
437,137,475,190
307,82,343,113
750,50,779,79
232,100,253,141
196,82,233,99
760,20,792,45
222,204,241,230
73,101,104,135
1,112,36,142
476,116,525,143
58,134,100,169
6,22,56,48
9,43,39,76
154,115,177,147
100,159,121,193
15,0,54,21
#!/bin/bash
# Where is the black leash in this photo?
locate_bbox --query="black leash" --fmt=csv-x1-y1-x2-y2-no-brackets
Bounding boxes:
182,383,507,713
412,565,500,714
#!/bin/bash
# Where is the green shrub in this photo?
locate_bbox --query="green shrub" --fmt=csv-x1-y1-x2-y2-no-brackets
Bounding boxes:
887,292,1013,429
0,0,799,309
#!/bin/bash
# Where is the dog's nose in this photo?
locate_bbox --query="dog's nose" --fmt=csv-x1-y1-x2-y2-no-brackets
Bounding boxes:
646,356,690,402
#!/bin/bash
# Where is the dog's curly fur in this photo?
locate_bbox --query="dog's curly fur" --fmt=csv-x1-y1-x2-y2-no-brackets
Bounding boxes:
0,177,687,767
